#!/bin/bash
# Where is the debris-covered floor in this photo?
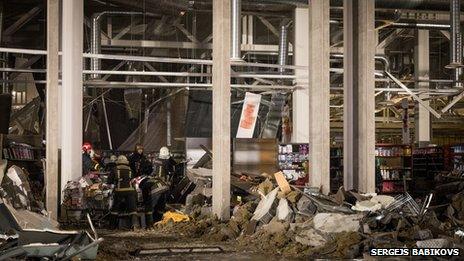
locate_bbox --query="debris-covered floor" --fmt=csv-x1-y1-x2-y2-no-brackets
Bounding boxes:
3,157,464,259
97,229,281,261
96,170,464,260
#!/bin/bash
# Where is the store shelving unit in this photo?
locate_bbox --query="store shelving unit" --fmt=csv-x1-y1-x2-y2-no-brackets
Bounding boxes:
375,144,412,194
278,143,309,184
330,147,343,192
412,146,445,195
450,145,464,173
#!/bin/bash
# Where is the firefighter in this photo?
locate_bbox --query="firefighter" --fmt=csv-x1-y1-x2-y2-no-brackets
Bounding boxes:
150,147,177,220
105,155,117,173
129,144,162,227
108,155,139,229
82,142,94,176
155,147,177,182
129,144,153,176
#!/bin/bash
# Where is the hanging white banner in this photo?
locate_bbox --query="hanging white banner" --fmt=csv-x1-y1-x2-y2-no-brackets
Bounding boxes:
236,92,262,138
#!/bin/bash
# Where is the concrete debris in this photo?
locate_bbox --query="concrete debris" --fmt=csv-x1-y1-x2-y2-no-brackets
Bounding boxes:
276,198,293,222
313,213,363,233
0,199,101,260
294,228,328,247
370,195,395,208
285,190,301,204
256,178,274,196
0,160,6,184
456,229,464,238
261,220,287,235
2,166,38,211
296,196,317,216
153,167,464,259
351,200,382,212
252,187,279,224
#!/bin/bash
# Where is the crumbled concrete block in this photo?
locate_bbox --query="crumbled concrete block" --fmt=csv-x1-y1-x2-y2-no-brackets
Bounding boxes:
252,188,279,223
370,195,395,208
313,213,363,233
285,190,301,204
243,219,258,235
276,198,292,222
296,196,316,215
262,220,287,234
352,200,382,212
257,178,274,196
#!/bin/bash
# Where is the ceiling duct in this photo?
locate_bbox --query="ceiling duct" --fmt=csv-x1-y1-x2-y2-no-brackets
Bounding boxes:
331,0,458,11
231,0,242,61
90,11,148,79
277,20,291,74
446,0,464,88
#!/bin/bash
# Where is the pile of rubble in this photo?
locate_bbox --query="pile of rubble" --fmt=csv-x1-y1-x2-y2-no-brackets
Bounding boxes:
0,162,102,259
157,170,464,258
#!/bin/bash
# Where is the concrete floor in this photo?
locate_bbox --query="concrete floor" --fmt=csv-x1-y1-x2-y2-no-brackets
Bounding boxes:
96,230,294,261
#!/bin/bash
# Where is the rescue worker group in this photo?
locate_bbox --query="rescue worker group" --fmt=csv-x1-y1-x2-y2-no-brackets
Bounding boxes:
82,143,178,229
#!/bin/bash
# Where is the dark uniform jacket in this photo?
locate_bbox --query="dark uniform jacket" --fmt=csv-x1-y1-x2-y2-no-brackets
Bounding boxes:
108,163,135,191
129,153,153,177
154,158,177,182
82,153,94,176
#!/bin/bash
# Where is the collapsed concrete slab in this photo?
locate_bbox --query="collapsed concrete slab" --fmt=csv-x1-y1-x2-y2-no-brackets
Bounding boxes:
352,200,382,212
276,198,293,222
0,198,102,260
252,188,279,224
313,213,363,233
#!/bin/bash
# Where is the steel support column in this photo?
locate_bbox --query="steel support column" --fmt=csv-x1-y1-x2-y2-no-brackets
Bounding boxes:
61,0,83,193
308,0,330,194
212,0,231,220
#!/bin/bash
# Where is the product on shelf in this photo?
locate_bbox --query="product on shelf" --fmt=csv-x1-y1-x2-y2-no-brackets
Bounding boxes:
451,145,464,173
375,144,412,194
278,143,309,181
330,147,343,192
412,146,445,196
2,142,40,161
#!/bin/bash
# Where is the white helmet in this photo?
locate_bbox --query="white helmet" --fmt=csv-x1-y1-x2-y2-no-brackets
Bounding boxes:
159,147,170,159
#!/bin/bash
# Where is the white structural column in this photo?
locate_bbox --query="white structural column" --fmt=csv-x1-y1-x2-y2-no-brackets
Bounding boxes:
343,0,355,190
46,0,59,220
61,0,83,192
212,0,231,220
344,0,376,193
308,0,330,194
292,7,309,143
414,30,431,146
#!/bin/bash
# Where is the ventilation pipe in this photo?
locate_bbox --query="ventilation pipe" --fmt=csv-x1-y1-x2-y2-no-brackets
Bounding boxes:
231,0,242,61
447,0,463,87
278,20,291,74
0,1,6,93
90,11,146,79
